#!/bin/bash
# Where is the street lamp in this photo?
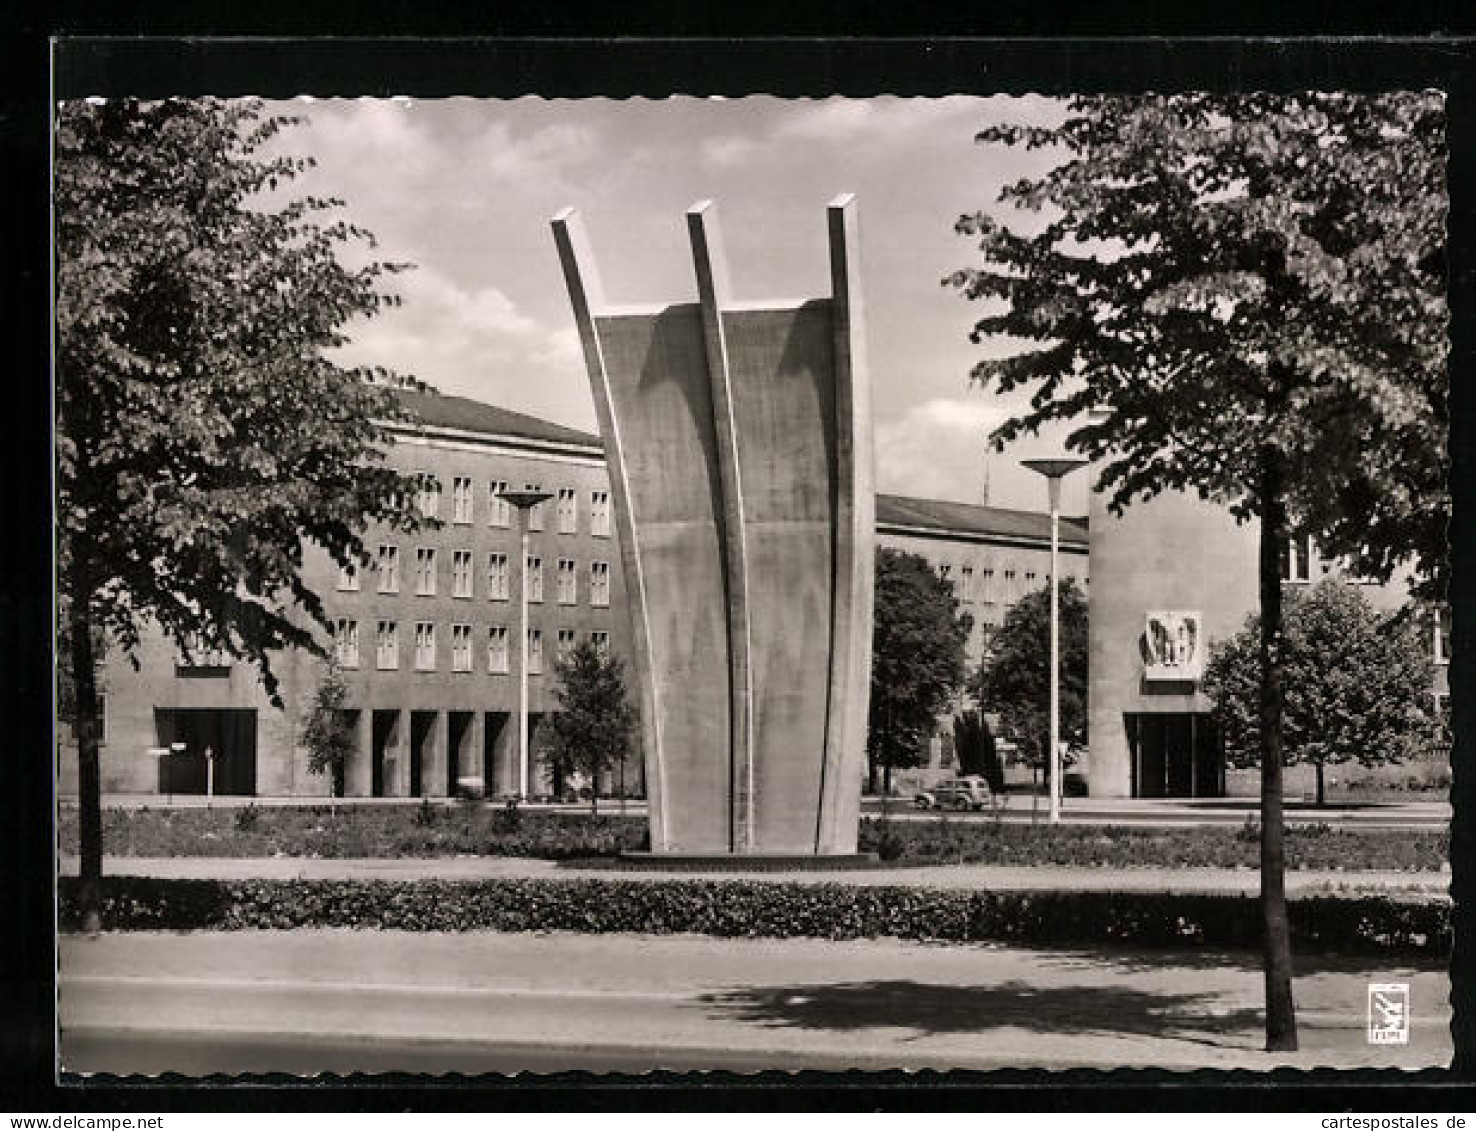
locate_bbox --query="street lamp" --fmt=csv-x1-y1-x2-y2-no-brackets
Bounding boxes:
1021,457,1087,823
499,488,553,801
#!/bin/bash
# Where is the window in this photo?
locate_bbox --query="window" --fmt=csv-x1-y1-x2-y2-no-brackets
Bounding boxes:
1024,570,1037,590
415,547,437,596
981,567,996,605
376,621,399,670
528,628,544,674
557,628,577,662
525,483,545,531
487,552,510,601
590,561,610,607
487,625,510,674
337,560,360,592
1003,568,1017,601
377,545,400,594
489,480,512,528
527,555,543,602
1280,533,1315,583
960,565,974,604
591,490,611,537
451,624,473,672
414,622,436,670
1435,607,1451,665
452,550,473,598
177,635,231,669
938,563,953,587
590,630,610,657
557,558,577,605
557,487,578,534
416,473,441,519
452,476,473,524
333,618,360,669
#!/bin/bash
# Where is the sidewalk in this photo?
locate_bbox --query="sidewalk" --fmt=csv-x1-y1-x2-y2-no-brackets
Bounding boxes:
57,853,1448,896
61,792,1451,827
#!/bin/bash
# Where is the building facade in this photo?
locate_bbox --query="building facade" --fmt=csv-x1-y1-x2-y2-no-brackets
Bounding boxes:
1088,485,1449,799
875,494,1089,673
73,390,629,800
68,385,1100,801
875,494,1090,780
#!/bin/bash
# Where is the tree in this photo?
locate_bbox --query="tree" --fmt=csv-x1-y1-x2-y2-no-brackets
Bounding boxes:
952,708,1003,793
1203,580,1440,807
302,661,355,807
540,642,638,815
56,97,424,931
868,548,973,795
949,93,1446,1051
971,579,1088,786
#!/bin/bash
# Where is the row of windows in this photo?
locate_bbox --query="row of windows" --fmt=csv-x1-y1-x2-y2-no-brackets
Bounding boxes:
1282,539,1450,667
340,550,610,606
415,475,611,537
333,619,609,675
935,562,1082,606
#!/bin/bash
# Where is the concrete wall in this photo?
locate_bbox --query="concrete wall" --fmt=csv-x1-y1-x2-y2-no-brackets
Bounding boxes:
592,304,734,849
1087,488,1259,797
1087,484,1441,797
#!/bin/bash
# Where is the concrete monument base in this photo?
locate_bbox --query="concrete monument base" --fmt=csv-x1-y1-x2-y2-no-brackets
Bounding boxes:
601,852,882,872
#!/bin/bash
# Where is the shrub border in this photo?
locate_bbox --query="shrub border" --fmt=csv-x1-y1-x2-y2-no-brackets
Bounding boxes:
57,875,1449,956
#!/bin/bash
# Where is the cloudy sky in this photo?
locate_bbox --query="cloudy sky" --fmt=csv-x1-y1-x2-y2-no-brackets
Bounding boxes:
271,95,1090,516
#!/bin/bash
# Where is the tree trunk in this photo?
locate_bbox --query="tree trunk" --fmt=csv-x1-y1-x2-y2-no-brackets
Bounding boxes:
1257,449,1299,1052
69,596,104,935
1315,762,1325,808
883,762,892,797
591,765,599,816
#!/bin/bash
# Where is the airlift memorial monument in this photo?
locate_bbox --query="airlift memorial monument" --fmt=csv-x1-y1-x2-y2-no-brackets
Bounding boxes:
552,196,875,857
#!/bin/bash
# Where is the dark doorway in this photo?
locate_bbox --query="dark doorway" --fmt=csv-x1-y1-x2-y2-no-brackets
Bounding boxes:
448,711,474,795
371,710,398,797
483,712,510,796
410,711,436,799
154,709,257,796
332,709,356,798
1126,712,1223,798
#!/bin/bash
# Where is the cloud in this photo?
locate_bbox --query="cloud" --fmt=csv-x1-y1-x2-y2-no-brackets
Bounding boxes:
776,96,990,144
702,134,761,167
874,396,1009,504
326,265,597,430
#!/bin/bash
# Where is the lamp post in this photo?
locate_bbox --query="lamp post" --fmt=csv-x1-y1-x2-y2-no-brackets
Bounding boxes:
1021,457,1086,823
499,489,553,801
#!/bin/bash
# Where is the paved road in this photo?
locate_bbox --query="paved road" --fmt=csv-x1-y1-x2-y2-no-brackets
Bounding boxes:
59,930,1451,1076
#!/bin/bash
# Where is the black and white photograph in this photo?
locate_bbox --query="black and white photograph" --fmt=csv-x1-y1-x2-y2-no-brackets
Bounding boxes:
48,43,1460,1088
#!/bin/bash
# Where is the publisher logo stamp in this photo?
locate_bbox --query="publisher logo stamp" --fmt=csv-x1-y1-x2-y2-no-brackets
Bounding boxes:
1368,982,1411,1044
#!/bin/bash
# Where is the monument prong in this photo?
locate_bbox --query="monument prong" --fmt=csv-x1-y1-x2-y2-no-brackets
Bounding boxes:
687,199,755,854
551,207,669,848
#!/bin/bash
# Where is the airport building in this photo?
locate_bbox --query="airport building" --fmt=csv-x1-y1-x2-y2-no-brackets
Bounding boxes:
68,391,1093,801
65,388,1442,804
71,390,630,800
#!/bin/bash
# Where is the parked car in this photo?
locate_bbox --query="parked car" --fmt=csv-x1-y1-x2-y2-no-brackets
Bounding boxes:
914,775,993,811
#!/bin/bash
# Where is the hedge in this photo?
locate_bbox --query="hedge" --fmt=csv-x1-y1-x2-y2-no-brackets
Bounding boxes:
57,876,1449,956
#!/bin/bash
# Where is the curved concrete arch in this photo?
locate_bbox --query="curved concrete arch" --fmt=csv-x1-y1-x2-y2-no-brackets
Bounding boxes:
552,199,874,856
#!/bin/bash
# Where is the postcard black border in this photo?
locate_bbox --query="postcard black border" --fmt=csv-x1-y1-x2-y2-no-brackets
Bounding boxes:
5,30,1474,1111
